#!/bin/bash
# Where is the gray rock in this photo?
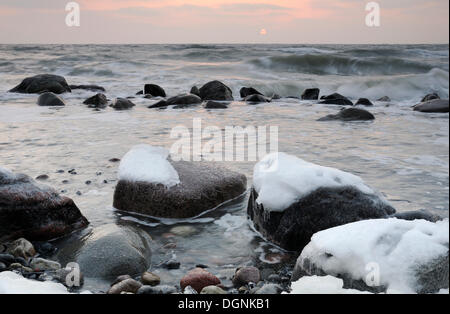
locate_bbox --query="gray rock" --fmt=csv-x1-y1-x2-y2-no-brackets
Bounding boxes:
30,258,61,271
113,161,247,219
37,92,65,106
110,98,135,110
413,99,449,113
199,81,233,101
421,93,440,102
9,74,71,94
355,98,374,106
83,93,108,108
55,223,152,279
319,93,353,106
240,87,263,98
318,108,375,121
144,84,166,97
137,285,177,294
167,93,202,107
6,238,36,259
232,267,261,287
301,88,320,100
254,283,282,294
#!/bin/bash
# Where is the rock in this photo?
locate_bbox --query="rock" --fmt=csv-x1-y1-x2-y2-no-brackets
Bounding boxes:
9,263,33,273
54,265,84,287
413,99,449,113
108,278,142,294
232,267,261,287
201,285,227,294
141,272,161,286
377,96,391,102
136,90,144,95
144,84,166,97
6,238,36,260
0,262,6,272
254,283,282,294
318,108,375,121
389,210,442,223
30,258,61,271
70,85,105,92
301,88,320,100
183,285,198,294
180,268,221,293
111,274,132,286
0,254,15,267
83,93,108,108
190,86,200,97
199,81,233,101
0,167,89,241
245,94,271,103
355,98,374,106
37,92,66,106
110,98,135,110
9,74,71,94
35,174,49,181
162,259,181,270
204,101,228,109
33,242,57,257
421,93,440,102
292,218,449,294
240,87,263,98
167,93,202,107
319,93,353,106
148,100,168,109
113,161,247,219
267,274,282,283
137,285,177,295
55,223,152,279
170,225,197,237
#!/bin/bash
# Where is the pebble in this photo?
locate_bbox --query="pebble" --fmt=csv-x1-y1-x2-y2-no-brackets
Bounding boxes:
141,272,161,286
62,180,69,184
180,268,221,293
232,266,261,287
35,174,49,181
108,278,142,294
7,238,36,259
109,158,121,163
85,180,92,185
201,286,227,294
56,170,65,173
170,225,198,237
162,259,181,270
30,258,61,271
137,285,177,295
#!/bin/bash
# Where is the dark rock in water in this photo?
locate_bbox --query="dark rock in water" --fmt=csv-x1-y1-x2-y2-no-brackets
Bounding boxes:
0,167,89,242
199,81,233,101
113,161,247,219
9,74,71,94
421,93,440,102
355,98,374,106
55,223,152,279
37,92,65,106
148,100,168,109
377,96,391,102
390,210,443,223
190,86,200,97
167,93,202,107
204,101,228,109
319,93,353,106
245,94,271,104
318,108,375,122
69,85,105,92
271,94,282,100
240,87,263,98
136,90,144,95
413,99,449,113
180,268,221,293
110,98,135,110
301,88,320,100
162,259,181,270
35,174,49,181
83,93,108,108
0,253,15,266
137,285,177,295
144,84,166,97
109,158,121,163
247,187,395,252
232,267,261,287
32,241,57,257
108,278,142,294
0,262,6,272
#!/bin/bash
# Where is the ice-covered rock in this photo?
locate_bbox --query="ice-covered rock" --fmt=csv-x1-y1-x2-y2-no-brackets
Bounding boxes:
293,218,449,294
0,167,89,241
247,153,395,251
114,145,247,219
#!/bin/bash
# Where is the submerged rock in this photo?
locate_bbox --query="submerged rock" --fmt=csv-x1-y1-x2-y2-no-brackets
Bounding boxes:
190,86,200,97
240,87,263,98
245,94,271,104
37,92,66,106
319,93,353,106
247,153,396,252
413,99,449,113
355,98,374,106
9,74,71,94
318,108,375,121
167,93,202,107
292,218,449,294
301,88,320,100
204,101,229,109
199,81,233,101
0,167,89,242
83,93,108,108
421,93,440,102
55,223,152,279
180,268,221,293
148,100,168,109
144,84,166,97
110,98,135,110
377,96,391,102
70,85,105,92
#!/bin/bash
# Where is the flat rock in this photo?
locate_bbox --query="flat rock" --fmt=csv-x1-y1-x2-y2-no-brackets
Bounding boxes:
318,108,375,121
413,99,449,113
9,74,71,94
69,85,105,92
37,92,65,106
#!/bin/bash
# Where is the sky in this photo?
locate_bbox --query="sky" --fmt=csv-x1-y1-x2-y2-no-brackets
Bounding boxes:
0,0,448,44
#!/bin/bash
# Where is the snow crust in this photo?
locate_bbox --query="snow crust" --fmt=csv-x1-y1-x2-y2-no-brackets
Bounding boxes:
0,272,69,294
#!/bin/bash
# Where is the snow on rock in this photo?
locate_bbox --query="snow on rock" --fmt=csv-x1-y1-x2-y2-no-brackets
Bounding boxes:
0,271,69,294
287,276,372,294
118,145,180,188
253,152,376,212
294,218,449,294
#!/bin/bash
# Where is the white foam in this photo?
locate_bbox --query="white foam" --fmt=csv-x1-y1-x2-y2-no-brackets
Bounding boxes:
118,145,180,188
0,272,70,294
253,152,375,211
299,218,449,294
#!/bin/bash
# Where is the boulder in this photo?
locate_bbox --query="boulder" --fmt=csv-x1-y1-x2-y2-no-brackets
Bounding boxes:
167,93,202,107
55,223,152,279
180,268,221,293
9,74,71,94
110,98,135,110
204,101,229,109
413,99,449,113
292,218,449,294
421,93,440,102
83,93,108,108
0,167,89,242
247,153,395,252
319,93,353,106
144,84,166,97
355,98,374,106
301,88,320,100
113,146,247,219
37,92,65,106
245,94,271,104
318,108,375,121
190,86,200,97
69,85,105,92
377,96,391,102
240,87,263,98
199,81,233,101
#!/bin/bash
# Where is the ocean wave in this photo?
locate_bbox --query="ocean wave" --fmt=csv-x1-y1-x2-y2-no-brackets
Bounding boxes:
249,54,442,76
